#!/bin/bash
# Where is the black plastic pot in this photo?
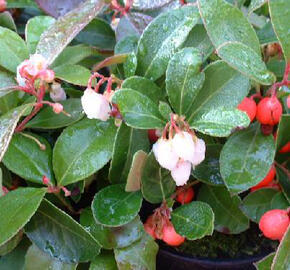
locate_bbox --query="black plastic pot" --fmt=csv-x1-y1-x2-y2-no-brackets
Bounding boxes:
157,247,268,270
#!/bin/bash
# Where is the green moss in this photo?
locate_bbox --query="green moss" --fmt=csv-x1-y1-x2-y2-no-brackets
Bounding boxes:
172,224,278,259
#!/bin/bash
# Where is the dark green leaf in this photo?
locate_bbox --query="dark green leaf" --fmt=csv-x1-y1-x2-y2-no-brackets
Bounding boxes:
115,35,138,54
171,201,214,240
112,89,166,129
123,52,137,78
90,251,117,270
193,144,224,186
166,48,204,116
276,115,290,151
0,231,23,256
257,21,278,45
3,133,53,184
0,188,46,246
0,26,29,73
141,152,175,204
267,59,286,78
158,101,172,121
53,118,117,186
26,199,100,263
7,0,38,8
0,67,17,94
26,99,84,129
0,91,20,114
136,6,200,81
220,124,276,194
241,188,278,223
271,192,289,210
254,253,275,270
109,122,149,184
276,166,290,203
0,11,17,31
248,0,267,14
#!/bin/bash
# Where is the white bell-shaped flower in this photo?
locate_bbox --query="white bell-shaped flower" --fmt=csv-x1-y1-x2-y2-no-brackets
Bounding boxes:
50,82,67,102
28,54,48,76
171,160,192,186
172,131,195,162
191,138,206,166
81,88,111,121
153,138,179,171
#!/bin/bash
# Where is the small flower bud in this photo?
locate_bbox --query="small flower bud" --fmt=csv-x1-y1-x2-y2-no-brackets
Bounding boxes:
50,82,66,102
53,103,63,114
0,0,6,12
171,160,192,186
42,176,51,185
39,69,55,83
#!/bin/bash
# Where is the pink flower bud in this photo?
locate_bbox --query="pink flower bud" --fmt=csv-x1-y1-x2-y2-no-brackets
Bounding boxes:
50,82,66,102
0,0,6,12
42,176,51,185
171,160,192,186
53,103,63,114
39,69,55,83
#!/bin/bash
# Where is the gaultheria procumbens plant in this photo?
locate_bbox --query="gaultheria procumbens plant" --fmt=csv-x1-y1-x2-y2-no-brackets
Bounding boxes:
0,0,289,269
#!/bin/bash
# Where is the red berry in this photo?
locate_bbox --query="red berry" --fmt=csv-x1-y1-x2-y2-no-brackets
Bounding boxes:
256,97,282,125
148,129,160,143
162,223,185,246
237,97,257,122
279,141,290,153
176,187,194,204
251,166,276,192
144,216,156,239
259,209,289,240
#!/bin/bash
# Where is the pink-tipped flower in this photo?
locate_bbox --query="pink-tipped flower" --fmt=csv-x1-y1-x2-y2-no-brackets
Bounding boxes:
39,69,55,83
50,82,66,102
171,160,192,186
42,175,51,185
53,103,63,114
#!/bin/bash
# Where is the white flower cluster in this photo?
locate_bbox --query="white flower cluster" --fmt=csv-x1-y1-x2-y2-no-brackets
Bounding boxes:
153,131,206,186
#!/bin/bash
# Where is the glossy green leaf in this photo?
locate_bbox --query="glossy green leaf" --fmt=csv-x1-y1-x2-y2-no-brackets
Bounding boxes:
0,231,23,256
0,11,17,31
276,115,290,151
136,6,200,81
54,64,91,86
24,244,77,270
53,118,117,186
6,0,38,8
189,108,250,137
171,201,214,240
220,124,276,194
198,185,249,234
36,0,106,65
132,0,173,11
109,122,149,184
0,104,32,162
115,35,138,54
248,0,267,14
187,61,250,122
276,166,290,203
25,16,56,54
0,67,17,94
254,253,275,270
3,133,53,184
271,192,289,210
272,226,290,270
0,26,29,73
269,0,290,60
166,48,204,116
217,42,276,85
267,59,286,78
25,199,100,263
122,76,164,103
124,52,137,78
0,91,20,114
75,18,115,50
158,101,172,121
26,99,84,129
112,89,166,129
198,0,260,54
192,144,224,186
114,233,158,270
0,188,46,246
126,150,147,192
92,184,142,227
241,188,278,223
257,21,278,45
141,152,175,204
90,251,117,270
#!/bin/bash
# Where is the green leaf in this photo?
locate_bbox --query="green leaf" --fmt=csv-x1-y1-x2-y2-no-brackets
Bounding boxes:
269,0,290,60
121,76,164,103
92,184,142,227
220,124,276,194
0,104,33,162
198,0,261,54
25,199,100,263
26,99,84,129
112,89,166,129
75,18,115,50
126,150,147,192
90,251,117,270
276,115,290,151
0,188,46,246
272,226,290,270
0,11,17,31
0,91,20,114
36,0,106,65
6,0,38,8
158,101,172,121
198,185,249,234
24,244,77,270
187,61,250,122
132,0,174,11
0,67,17,93
189,108,250,137
54,64,91,86
53,118,117,186
254,253,275,270
276,166,290,203
115,35,138,55
25,16,56,54
3,133,54,184
217,42,276,85
136,6,200,81
166,48,204,116
114,233,158,270
267,59,286,78
0,26,29,73
248,0,267,14
0,231,23,256
109,122,149,184
141,152,175,204
241,188,278,223
192,144,224,186
257,21,278,45
271,192,289,210
171,201,214,240
124,52,137,78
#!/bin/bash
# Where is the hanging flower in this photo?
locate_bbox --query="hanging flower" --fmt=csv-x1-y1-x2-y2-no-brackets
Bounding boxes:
50,82,67,102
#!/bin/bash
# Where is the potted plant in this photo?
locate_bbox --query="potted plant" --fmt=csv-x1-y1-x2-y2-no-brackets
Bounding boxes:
0,0,289,269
